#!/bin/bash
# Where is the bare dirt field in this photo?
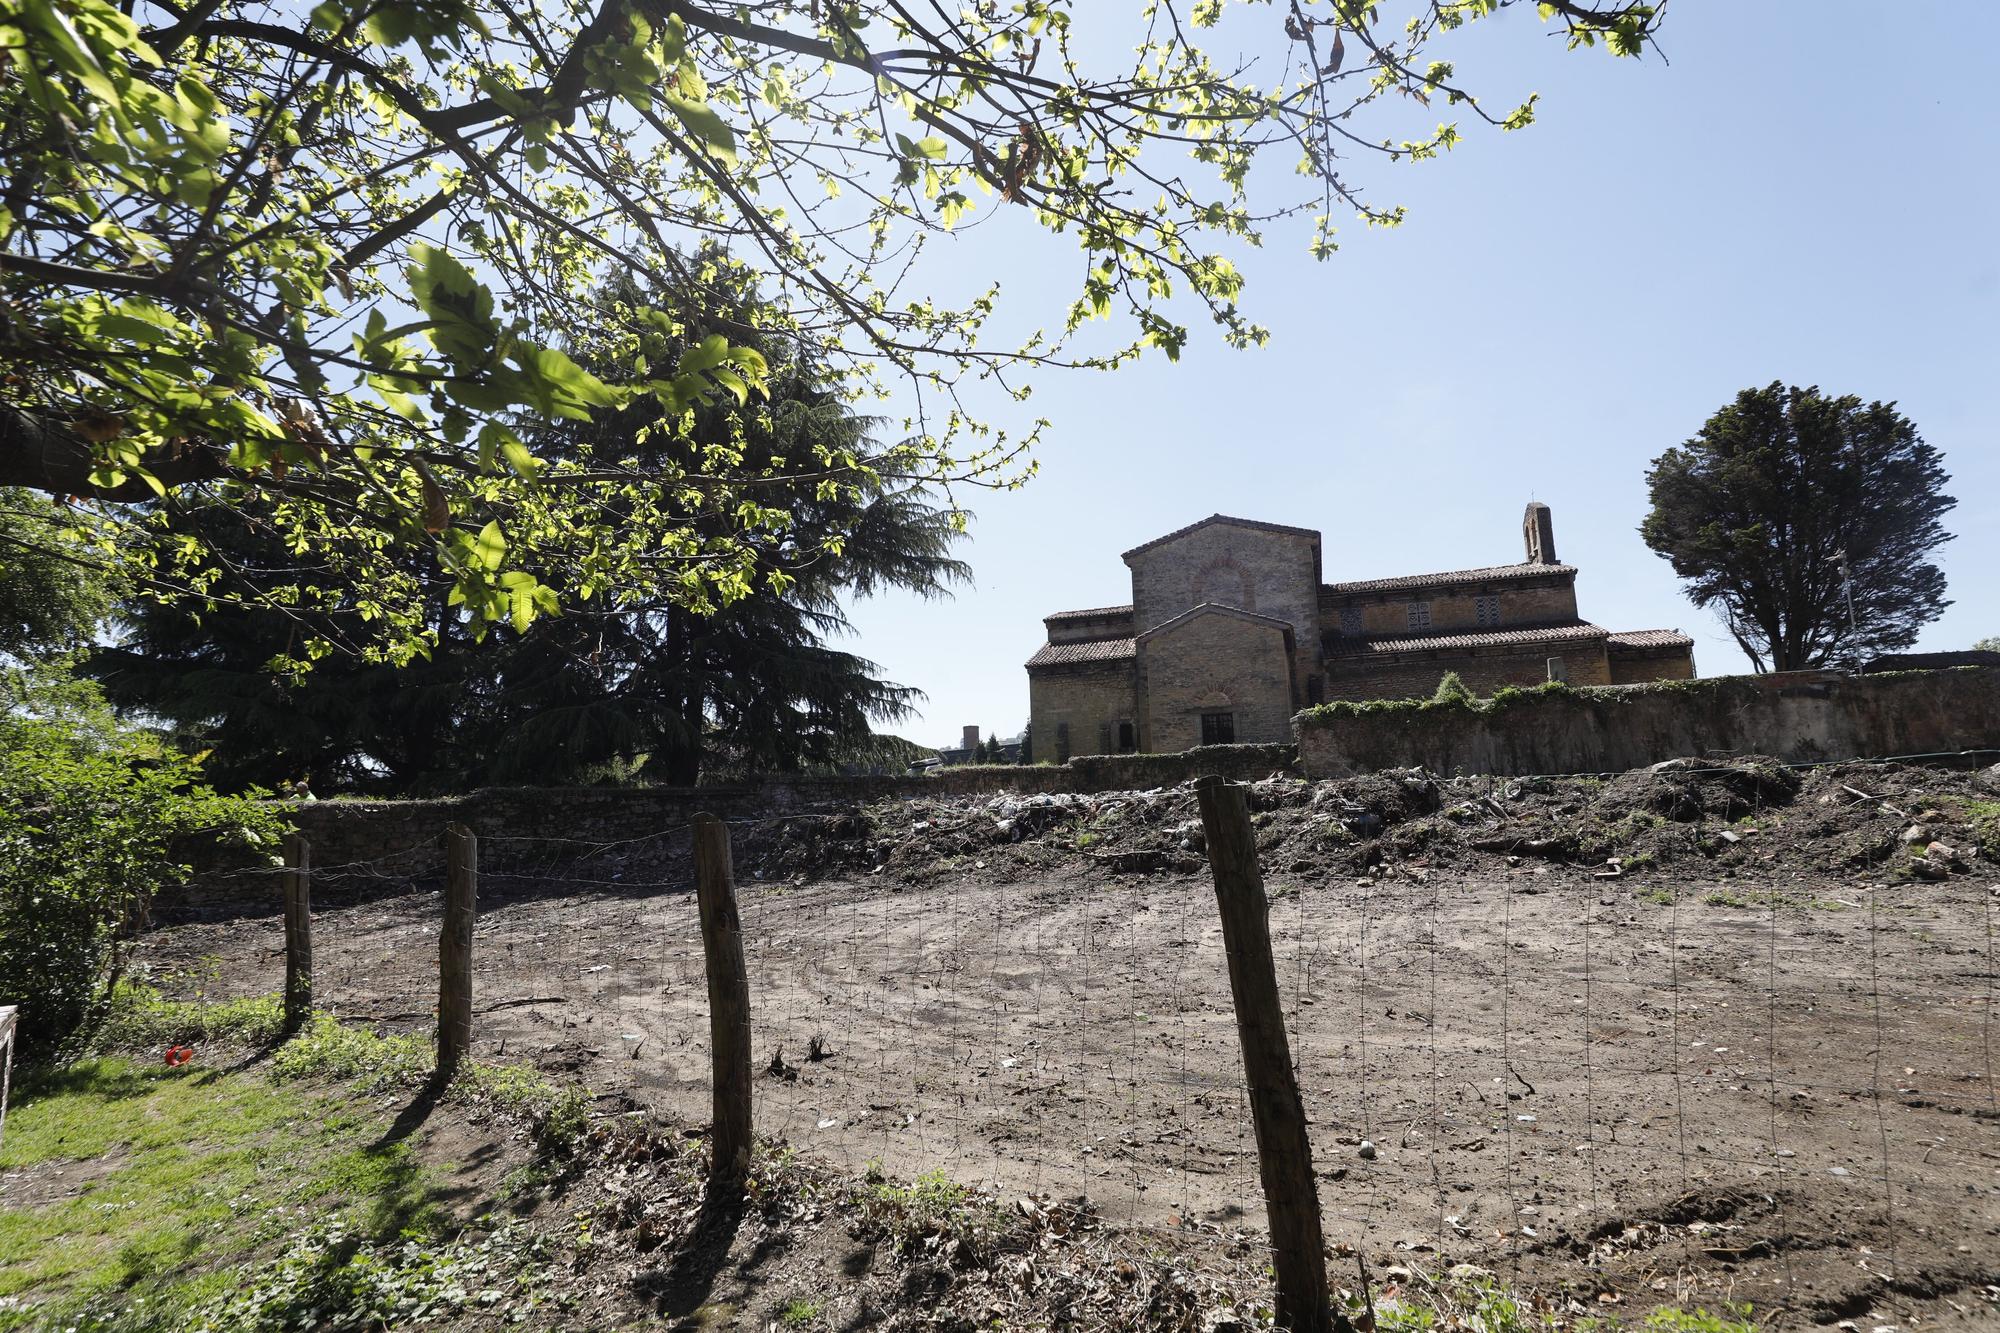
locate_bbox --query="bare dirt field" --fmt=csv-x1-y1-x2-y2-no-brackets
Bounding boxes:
142,764,2000,1327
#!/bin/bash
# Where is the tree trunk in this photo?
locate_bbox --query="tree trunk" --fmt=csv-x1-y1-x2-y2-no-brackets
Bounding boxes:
656,604,704,787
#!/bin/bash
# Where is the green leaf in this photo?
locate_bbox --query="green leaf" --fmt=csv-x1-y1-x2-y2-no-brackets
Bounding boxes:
662,91,737,166
363,4,419,46
500,437,541,481
472,520,505,572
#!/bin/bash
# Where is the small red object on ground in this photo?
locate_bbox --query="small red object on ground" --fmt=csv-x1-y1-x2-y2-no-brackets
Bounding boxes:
163,1045,193,1067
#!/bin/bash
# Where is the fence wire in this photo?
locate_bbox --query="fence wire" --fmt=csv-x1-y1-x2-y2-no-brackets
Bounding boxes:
138,773,2000,1317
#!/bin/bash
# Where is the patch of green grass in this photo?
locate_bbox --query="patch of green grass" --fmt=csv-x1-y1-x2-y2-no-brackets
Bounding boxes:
866,1167,970,1216
855,1165,1000,1243
1602,810,1665,839
267,1012,435,1088
780,1296,824,1326
1644,1307,1759,1333
268,1015,590,1158
1945,797,2000,859
1373,1268,1757,1332
0,996,598,1330
0,1056,449,1330
173,1219,554,1333
93,982,287,1052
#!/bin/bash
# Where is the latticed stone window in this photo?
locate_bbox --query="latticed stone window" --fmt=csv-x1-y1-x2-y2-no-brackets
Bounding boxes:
1201,712,1236,745
1474,594,1501,627
1339,607,1364,637
1406,600,1432,631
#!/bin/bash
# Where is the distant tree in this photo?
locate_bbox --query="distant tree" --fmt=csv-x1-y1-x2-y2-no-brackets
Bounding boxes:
500,294,969,786
1432,671,1475,705
800,734,936,778
1975,636,2000,654
1018,725,1033,767
1640,384,1956,672
89,499,471,791
0,489,116,660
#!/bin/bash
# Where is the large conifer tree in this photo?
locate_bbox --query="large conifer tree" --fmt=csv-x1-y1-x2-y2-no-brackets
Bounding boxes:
1641,383,1956,672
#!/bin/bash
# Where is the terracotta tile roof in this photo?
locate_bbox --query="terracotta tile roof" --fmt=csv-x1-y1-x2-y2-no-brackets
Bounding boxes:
1122,514,1320,560
1044,604,1134,622
1606,629,1695,650
1322,561,1577,597
1325,622,1609,658
1025,638,1137,669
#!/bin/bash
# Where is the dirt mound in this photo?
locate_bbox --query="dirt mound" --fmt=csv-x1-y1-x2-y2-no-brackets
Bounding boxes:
732,757,1998,890
1597,756,1801,823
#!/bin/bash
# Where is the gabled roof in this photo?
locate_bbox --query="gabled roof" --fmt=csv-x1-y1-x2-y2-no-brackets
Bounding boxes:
1323,561,1577,597
1606,629,1695,651
1137,602,1297,645
1325,622,1609,658
1044,603,1134,623
1025,638,1137,669
1122,515,1320,561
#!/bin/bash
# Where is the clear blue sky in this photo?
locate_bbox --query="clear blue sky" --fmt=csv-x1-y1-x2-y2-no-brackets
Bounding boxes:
838,2,2000,749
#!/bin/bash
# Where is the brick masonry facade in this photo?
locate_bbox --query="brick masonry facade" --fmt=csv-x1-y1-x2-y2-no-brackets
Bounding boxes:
1026,505,1695,755
1136,605,1297,753
1027,660,1139,762
1322,638,1613,702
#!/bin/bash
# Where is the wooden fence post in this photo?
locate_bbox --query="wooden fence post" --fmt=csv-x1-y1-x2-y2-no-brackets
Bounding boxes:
691,812,753,1187
281,833,312,1033
438,824,477,1074
0,1006,16,1154
1195,775,1334,1333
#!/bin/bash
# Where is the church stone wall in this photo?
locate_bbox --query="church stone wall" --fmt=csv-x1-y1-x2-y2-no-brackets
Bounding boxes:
1298,667,2000,779
1127,524,1321,688
1323,641,1611,702
1046,608,1134,644
1323,577,1580,637
1609,647,1695,686
1027,663,1137,759
1139,611,1296,751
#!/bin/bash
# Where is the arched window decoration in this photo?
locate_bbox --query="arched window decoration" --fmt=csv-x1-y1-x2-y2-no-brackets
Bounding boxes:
1191,556,1256,612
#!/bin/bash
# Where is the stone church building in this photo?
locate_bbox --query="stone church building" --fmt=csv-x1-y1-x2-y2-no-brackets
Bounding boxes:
1025,504,1695,759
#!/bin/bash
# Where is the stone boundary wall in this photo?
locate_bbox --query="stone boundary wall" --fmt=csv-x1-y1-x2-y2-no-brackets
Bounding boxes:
261,743,1298,875
1293,667,2000,779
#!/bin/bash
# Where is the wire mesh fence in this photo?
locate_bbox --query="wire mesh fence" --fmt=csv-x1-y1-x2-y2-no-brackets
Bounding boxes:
137,772,2000,1310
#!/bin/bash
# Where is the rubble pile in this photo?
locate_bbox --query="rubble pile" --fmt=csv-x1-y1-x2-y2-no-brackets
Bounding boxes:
736,758,2000,888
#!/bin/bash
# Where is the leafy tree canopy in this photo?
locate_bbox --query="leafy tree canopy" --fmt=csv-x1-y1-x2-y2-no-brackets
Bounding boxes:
0,661,282,1059
0,487,117,659
1640,383,1956,673
92,280,970,790
1,0,1661,660
1974,636,2000,654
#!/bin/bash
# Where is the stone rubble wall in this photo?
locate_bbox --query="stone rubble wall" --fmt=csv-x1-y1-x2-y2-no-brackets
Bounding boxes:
1294,666,2000,779
246,744,1299,879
